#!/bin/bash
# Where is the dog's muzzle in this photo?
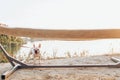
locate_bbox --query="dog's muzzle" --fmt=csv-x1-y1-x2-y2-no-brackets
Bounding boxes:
34,49,39,54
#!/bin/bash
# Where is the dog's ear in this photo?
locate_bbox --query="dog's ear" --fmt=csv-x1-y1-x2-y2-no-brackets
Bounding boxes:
38,43,41,48
33,44,35,48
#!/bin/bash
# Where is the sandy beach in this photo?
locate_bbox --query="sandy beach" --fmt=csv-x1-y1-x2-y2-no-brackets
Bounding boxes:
1,55,120,80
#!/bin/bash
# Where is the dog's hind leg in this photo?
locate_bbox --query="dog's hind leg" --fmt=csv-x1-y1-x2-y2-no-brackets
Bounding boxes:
26,53,31,64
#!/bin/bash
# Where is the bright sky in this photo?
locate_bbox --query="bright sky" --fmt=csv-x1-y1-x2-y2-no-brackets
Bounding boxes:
0,0,120,29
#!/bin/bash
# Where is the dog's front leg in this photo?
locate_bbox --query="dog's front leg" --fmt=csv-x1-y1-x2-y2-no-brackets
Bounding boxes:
33,54,36,65
38,55,41,64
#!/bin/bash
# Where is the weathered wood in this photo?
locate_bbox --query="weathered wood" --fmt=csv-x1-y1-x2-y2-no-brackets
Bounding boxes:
1,27,120,40
1,64,20,80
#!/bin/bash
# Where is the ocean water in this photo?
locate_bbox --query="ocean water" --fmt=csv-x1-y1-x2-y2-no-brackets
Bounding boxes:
16,39,120,59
